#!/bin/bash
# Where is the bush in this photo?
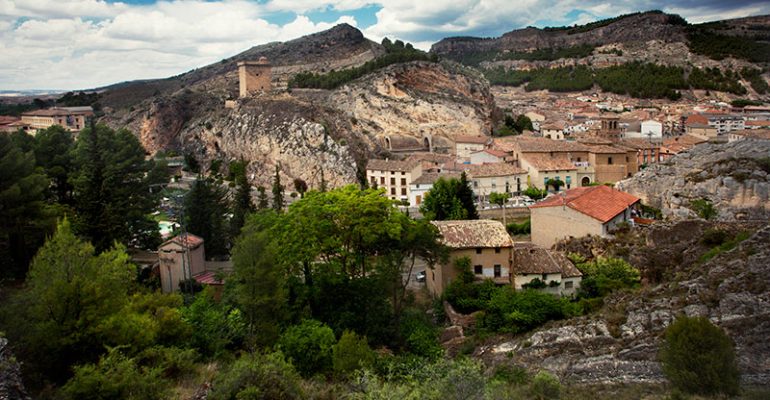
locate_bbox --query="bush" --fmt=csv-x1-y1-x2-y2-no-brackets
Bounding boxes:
61,348,170,400
208,351,304,400
576,257,640,298
690,198,717,220
332,330,375,377
277,319,336,377
659,316,740,396
523,186,548,200
181,289,245,358
477,288,576,333
400,308,443,359
529,371,561,400
701,228,728,246
507,219,531,235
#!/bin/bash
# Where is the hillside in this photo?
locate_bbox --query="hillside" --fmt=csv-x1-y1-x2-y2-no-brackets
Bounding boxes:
97,25,496,188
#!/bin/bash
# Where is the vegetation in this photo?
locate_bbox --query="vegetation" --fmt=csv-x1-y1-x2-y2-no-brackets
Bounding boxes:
184,177,230,258
687,28,770,63
288,38,438,89
456,44,595,66
740,67,770,94
699,231,750,263
496,114,534,136
689,198,717,220
485,61,754,99
660,316,740,396
507,218,531,235
420,172,479,220
523,185,548,200
573,256,641,299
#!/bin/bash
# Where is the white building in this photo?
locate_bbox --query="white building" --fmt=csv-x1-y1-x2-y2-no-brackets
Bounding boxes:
366,159,422,203
455,135,491,158
469,149,507,164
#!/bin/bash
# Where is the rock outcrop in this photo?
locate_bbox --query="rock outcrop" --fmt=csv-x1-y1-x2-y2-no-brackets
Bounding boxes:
479,222,770,385
616,140,770,221
0,338,30,400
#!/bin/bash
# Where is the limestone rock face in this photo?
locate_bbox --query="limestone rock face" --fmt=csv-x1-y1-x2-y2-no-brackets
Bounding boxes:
616,140,770,221
480,223,770,385
106,61,495,189
0,338,30,400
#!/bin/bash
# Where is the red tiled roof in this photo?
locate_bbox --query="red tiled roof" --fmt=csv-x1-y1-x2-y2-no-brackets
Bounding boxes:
161,233,204,249
685,114,709,126
193,270,225,285
745,120,770,127
367,159,420,172
529,185,639,223
520,153,576,172
432,220,513,249
467,163,526,177
0,116,19,125
455,135,491,144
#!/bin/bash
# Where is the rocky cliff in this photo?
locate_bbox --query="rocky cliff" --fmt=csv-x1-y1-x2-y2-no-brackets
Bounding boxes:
616,140,770,221
0,338,30,400
105,59,495,188
480,221,770,386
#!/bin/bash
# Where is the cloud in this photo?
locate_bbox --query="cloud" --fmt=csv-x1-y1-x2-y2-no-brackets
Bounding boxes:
1,0,769,90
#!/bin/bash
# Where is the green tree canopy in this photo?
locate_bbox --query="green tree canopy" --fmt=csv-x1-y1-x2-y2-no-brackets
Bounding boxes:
660,316,740,396
33,125,75,203
184,177,230,258
277,319,336,377
70,124,162,251
420,173,478,220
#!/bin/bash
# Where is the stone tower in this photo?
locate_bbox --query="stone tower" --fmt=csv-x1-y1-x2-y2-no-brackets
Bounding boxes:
238,57,272,98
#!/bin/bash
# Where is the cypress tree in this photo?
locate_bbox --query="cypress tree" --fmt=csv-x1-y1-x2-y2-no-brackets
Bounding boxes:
272,166,284,211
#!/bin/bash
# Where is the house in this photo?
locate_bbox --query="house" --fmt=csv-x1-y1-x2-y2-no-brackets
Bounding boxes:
455,135,491,158
728,129,770,142
540,122,565,140
744,120,770,130
20,106,93,133
466,163,527,201
524,111,545,131
529,185,640,248
469,148,506,164
158,233,206,293
685,113,744,139
660,134,707,159
512,243,582,296
519,153,579,191
622,138,662,166
0,116,29,133
428,220,513,296
366,159,423,203
408,172,460,207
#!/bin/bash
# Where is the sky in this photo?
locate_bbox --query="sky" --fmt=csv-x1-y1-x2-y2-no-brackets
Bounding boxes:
1,0,769,91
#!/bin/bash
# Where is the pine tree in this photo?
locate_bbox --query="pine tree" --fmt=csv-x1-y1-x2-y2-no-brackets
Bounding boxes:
184,177,230,258
457,172,479,219
231,172,255,238
256,186,269,210
272,166,284,211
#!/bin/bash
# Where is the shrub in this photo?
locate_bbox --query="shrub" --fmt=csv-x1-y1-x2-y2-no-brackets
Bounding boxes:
477,288,574,333
523,186,548,200
332,330,375,377
401,309,443,359
61,348,170,400
277,319,336,377
507,219,531,235
701,228,728,246
690,198,717,220
576,257,640,298
208,351,304,400
659,316,740,396
528,371,561,400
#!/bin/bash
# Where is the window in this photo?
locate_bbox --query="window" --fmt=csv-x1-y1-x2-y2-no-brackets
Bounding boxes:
626,156,629,162
380,177,385,185
577,157,581,162
494,247,501,254
474,265,482,275
432,271,435,281
564,281,573,289
390,187,396,195
401,188,406,196
401,178,406,186
494,265,501,277
401,172,405,175
390,177,396,185
475,248,482,254
608,157,613,165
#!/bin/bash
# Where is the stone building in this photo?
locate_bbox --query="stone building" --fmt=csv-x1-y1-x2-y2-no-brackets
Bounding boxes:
428,220,513,296
529,185,639,248
366,159,422,203
512,242,583,296
238,57,272,97
158,233,206,293
20,106,93,133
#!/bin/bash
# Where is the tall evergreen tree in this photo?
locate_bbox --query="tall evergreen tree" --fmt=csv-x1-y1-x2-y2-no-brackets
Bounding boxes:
70,125,162,251
34,125,75,203
184,177,230,258
272,166,284,211
231,171,255,238
457,172,479,219
256,186,269,210
0,133,49,277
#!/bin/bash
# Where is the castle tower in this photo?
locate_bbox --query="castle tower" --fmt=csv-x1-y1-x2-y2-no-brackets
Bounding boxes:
598,116,621,141
238,57,272,98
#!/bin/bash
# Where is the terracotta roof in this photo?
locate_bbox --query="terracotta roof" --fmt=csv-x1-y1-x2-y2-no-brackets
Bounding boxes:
22,107,93,117
663,134,707,147
585,144,628,154
161,232,204,249
455,135,491,145
520,153,576,172
432,220,513,249
411,172,460,185
467,163,526,177
685,114,709,126
513,243,582,277
745,120,770,127
193,270,225,285
472,148,508,158
0,116,19,125
622,138,660,150
366,159,419,172
405,153,455,165
541,121,565,130
515,136,590,153
529,185,639,223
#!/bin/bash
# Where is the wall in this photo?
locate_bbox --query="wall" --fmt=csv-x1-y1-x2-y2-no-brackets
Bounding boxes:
158,244,205,293
456,142,485,158
367,163,423,202
470,151,502,164
530,206,604,248
471,173,526,200
239,63,272,97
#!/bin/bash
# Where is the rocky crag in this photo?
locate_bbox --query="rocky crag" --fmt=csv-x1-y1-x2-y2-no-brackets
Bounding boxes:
105,59,495,188
616,140,770,221
478,221,770,386
0,338,30,400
